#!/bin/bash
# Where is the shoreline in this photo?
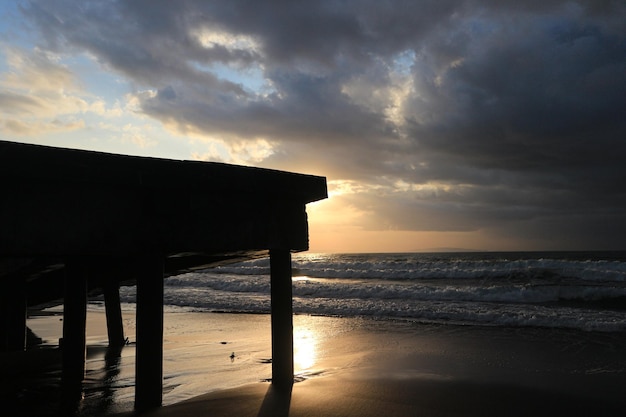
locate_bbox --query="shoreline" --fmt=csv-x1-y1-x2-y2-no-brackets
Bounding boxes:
4,308,626,416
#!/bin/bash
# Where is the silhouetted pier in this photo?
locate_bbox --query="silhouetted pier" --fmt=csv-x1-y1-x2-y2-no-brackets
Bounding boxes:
0,140,327,412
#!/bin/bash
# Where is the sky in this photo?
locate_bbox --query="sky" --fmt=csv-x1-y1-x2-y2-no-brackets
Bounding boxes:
1,0,625,253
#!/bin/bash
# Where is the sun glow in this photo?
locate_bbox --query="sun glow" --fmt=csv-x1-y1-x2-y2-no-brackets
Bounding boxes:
293,328,317,371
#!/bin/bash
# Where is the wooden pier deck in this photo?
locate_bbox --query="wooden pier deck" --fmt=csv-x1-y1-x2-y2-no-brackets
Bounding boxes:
0,140,327,413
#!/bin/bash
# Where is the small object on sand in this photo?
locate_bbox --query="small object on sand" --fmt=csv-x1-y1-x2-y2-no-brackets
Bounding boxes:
230,352,236,362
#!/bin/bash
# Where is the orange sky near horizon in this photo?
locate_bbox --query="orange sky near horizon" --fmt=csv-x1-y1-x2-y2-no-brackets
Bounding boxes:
305,199,520,254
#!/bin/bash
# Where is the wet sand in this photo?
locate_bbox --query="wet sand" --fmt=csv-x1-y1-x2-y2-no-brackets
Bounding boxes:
3,308,626,416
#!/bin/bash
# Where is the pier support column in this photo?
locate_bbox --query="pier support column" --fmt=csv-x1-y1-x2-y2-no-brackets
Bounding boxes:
61,259,88,408
1,276,26,351
103,279,125,348
270,248,294,388
135,255,164,412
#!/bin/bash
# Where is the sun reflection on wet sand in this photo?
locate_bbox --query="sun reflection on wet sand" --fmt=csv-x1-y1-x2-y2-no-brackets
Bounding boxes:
291,313,367,378
294,328,317,371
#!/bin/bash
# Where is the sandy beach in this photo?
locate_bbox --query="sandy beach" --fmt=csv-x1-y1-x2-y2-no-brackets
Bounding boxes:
4,308,626,416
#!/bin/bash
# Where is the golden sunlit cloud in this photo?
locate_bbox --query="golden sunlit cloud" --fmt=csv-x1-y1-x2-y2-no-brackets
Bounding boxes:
88,99,125,118
2,47,76,92
0,47,123,137
193,28,261,52
120,123,158,148
190,137,276,165
1,118,85,136
340,49,415,135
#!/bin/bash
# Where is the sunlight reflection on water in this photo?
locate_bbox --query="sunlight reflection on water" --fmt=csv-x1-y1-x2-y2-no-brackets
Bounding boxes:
294,328,317,371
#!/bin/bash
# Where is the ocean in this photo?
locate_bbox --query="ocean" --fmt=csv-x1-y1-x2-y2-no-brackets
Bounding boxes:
22,251,626,416
114,251,626,333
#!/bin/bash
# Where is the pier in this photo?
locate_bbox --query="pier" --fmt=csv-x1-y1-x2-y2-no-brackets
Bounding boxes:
0,140,327,412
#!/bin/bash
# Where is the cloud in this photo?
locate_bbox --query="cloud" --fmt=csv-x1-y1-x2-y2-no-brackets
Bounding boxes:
1,117,85,136
1,46,76,91
0,46,116,136
17,0,626,249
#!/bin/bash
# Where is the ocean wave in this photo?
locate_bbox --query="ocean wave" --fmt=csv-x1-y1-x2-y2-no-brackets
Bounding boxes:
114,252,626,332
164,272,626,306
208,253,626,283
118,284,626,333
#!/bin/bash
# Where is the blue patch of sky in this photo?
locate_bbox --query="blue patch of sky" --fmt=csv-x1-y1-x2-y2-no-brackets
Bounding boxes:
63,53,131,101
392,50,415,74
0,1,30,72
0,1,41,47
195,60,271,94
0,2,126,103
0,49,8,75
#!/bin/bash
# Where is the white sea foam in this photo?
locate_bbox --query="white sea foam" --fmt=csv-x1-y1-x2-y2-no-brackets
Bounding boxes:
116,252,626,332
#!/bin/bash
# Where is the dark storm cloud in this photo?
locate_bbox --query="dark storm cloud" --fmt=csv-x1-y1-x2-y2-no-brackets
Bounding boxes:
394,3,626,247
20,0,626,249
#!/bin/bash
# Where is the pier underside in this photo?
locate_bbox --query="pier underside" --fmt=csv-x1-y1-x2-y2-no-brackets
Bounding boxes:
0,140,327,412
